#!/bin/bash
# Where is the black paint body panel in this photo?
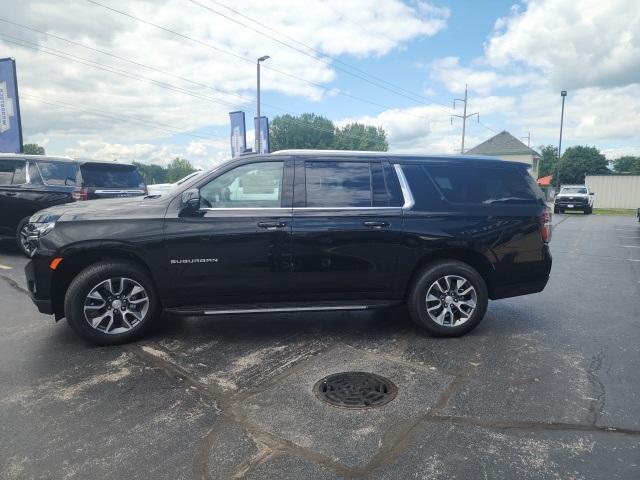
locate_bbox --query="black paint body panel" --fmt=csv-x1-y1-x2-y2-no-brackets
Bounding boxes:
24,153,552,318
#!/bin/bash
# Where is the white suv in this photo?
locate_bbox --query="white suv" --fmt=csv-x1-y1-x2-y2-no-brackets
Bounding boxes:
553,185,594,214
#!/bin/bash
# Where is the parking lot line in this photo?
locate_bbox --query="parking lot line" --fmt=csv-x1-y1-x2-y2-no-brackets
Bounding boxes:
618,236,640,239
626,259,640,262
0,264,12,270
622,245,640,248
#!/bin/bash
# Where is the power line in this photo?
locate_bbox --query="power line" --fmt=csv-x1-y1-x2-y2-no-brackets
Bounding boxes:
21,93,227,141
0,34,242,110
3,35,387,147
192,0,447,107
83,0,454,119
0,17,252,105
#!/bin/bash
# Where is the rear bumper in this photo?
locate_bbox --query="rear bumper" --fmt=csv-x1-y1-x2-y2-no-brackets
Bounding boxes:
490,245,552,300
24,258,55,315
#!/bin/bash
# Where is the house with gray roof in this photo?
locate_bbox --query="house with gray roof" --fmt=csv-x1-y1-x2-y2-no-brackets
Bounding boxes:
465,131,541,178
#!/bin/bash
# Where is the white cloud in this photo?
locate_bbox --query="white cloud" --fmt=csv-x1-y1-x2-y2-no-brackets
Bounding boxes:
1,0,449,164
426,0,640,153
602,146,640,159
485,0,640,90
430,57,542,94
337,105,487,154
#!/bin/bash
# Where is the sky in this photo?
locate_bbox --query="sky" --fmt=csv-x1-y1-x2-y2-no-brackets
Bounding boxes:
1,0,639,170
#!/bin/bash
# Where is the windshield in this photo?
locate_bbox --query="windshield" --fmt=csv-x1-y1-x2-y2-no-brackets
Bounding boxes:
561,187,588,194
37,161,79,186
80,163,146,188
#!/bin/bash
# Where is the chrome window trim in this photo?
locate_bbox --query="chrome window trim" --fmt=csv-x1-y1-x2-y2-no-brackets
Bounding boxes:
198,207,291,212
293,207,398,211
393,164,415,209
197,206,398,212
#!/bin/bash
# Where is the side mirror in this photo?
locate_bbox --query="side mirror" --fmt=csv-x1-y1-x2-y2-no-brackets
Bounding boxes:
181,188,200,210
589,192,595,195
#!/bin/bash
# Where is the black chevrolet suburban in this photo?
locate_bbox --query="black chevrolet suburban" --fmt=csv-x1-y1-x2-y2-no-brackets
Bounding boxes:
0,154,147,256
25,151,552,345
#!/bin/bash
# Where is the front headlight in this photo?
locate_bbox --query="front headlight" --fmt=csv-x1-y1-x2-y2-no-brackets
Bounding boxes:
28,221,57,238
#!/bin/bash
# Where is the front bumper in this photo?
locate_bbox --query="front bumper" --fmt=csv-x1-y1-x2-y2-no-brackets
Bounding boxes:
25,258,55,315
555,203,589,211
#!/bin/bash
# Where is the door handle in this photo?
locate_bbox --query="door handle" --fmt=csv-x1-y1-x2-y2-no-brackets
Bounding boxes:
4,192,17,197
362,221,390,229
257,221,287,230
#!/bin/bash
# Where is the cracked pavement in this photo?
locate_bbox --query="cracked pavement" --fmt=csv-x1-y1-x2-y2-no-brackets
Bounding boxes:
1,213,639,479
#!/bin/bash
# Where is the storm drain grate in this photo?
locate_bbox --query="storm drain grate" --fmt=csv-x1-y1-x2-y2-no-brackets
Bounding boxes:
313,372,397,409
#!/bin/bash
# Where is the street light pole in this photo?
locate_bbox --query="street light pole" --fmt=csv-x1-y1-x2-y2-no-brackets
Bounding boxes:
555,90,567,189
256,55,270,153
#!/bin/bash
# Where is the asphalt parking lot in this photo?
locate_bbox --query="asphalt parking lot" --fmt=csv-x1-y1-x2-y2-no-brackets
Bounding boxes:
1,213,639,479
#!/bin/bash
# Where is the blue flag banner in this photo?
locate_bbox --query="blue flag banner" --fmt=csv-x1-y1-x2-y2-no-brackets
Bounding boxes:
0,58,23,153
229,111,246,158
254,116,269,154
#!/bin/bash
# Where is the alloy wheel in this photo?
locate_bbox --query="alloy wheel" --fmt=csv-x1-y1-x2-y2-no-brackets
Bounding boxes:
83,277,149,334
425,275,477,327
19,224,35,256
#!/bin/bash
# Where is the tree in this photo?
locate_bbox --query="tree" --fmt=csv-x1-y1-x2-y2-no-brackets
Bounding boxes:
166,157,196,183
613,156,640,174
334,123,388,151
133,161,168,184
537,145,558,178
557,146,609,184
23,143,45,155
270,113,335,151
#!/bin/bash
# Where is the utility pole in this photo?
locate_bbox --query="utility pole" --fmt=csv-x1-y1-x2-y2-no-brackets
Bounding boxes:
256,55,270,153
521,132,531,147
452,84,479,154
555,90,567,189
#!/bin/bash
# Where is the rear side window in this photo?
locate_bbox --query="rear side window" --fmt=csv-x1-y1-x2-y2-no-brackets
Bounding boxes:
0,159,26,185
36,161,79,186
426,165,543,205
305,161,372,207
401,164,445,210
80,164,145,188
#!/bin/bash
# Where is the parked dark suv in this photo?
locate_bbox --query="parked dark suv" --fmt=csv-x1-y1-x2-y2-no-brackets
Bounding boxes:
0,154,146,256
24,151,552,345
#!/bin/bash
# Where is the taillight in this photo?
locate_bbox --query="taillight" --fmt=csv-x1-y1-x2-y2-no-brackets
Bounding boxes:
539,207,552,243
72,187,89,201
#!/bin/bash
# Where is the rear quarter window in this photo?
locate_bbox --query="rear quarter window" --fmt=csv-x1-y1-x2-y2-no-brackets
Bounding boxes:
426,164,543,205
80,164,146,188
402,163,544,210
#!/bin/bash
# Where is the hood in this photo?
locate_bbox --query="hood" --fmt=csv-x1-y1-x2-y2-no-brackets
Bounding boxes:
30,195,171,223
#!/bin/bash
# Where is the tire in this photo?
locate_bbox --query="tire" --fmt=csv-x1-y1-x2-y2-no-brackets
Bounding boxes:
64,261,160,345
15,217,34,257
585,206,592,214
553,206,559,214
407,260,488,337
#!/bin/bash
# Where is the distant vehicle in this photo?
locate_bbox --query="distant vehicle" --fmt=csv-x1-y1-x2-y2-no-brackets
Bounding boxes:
147,171,203,195
24,151,552,345
553,185,594,214
0,154,146,256
637,208,639,222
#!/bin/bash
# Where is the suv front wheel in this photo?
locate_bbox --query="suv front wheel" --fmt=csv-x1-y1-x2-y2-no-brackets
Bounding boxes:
64,261,160,345
408,260,488,337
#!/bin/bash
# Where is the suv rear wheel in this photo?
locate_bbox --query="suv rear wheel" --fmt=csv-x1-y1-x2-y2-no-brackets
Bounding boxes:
64,261,160,345
407,260,488,337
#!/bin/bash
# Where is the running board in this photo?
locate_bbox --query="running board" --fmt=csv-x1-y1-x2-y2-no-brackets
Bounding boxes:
166,300,399,317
